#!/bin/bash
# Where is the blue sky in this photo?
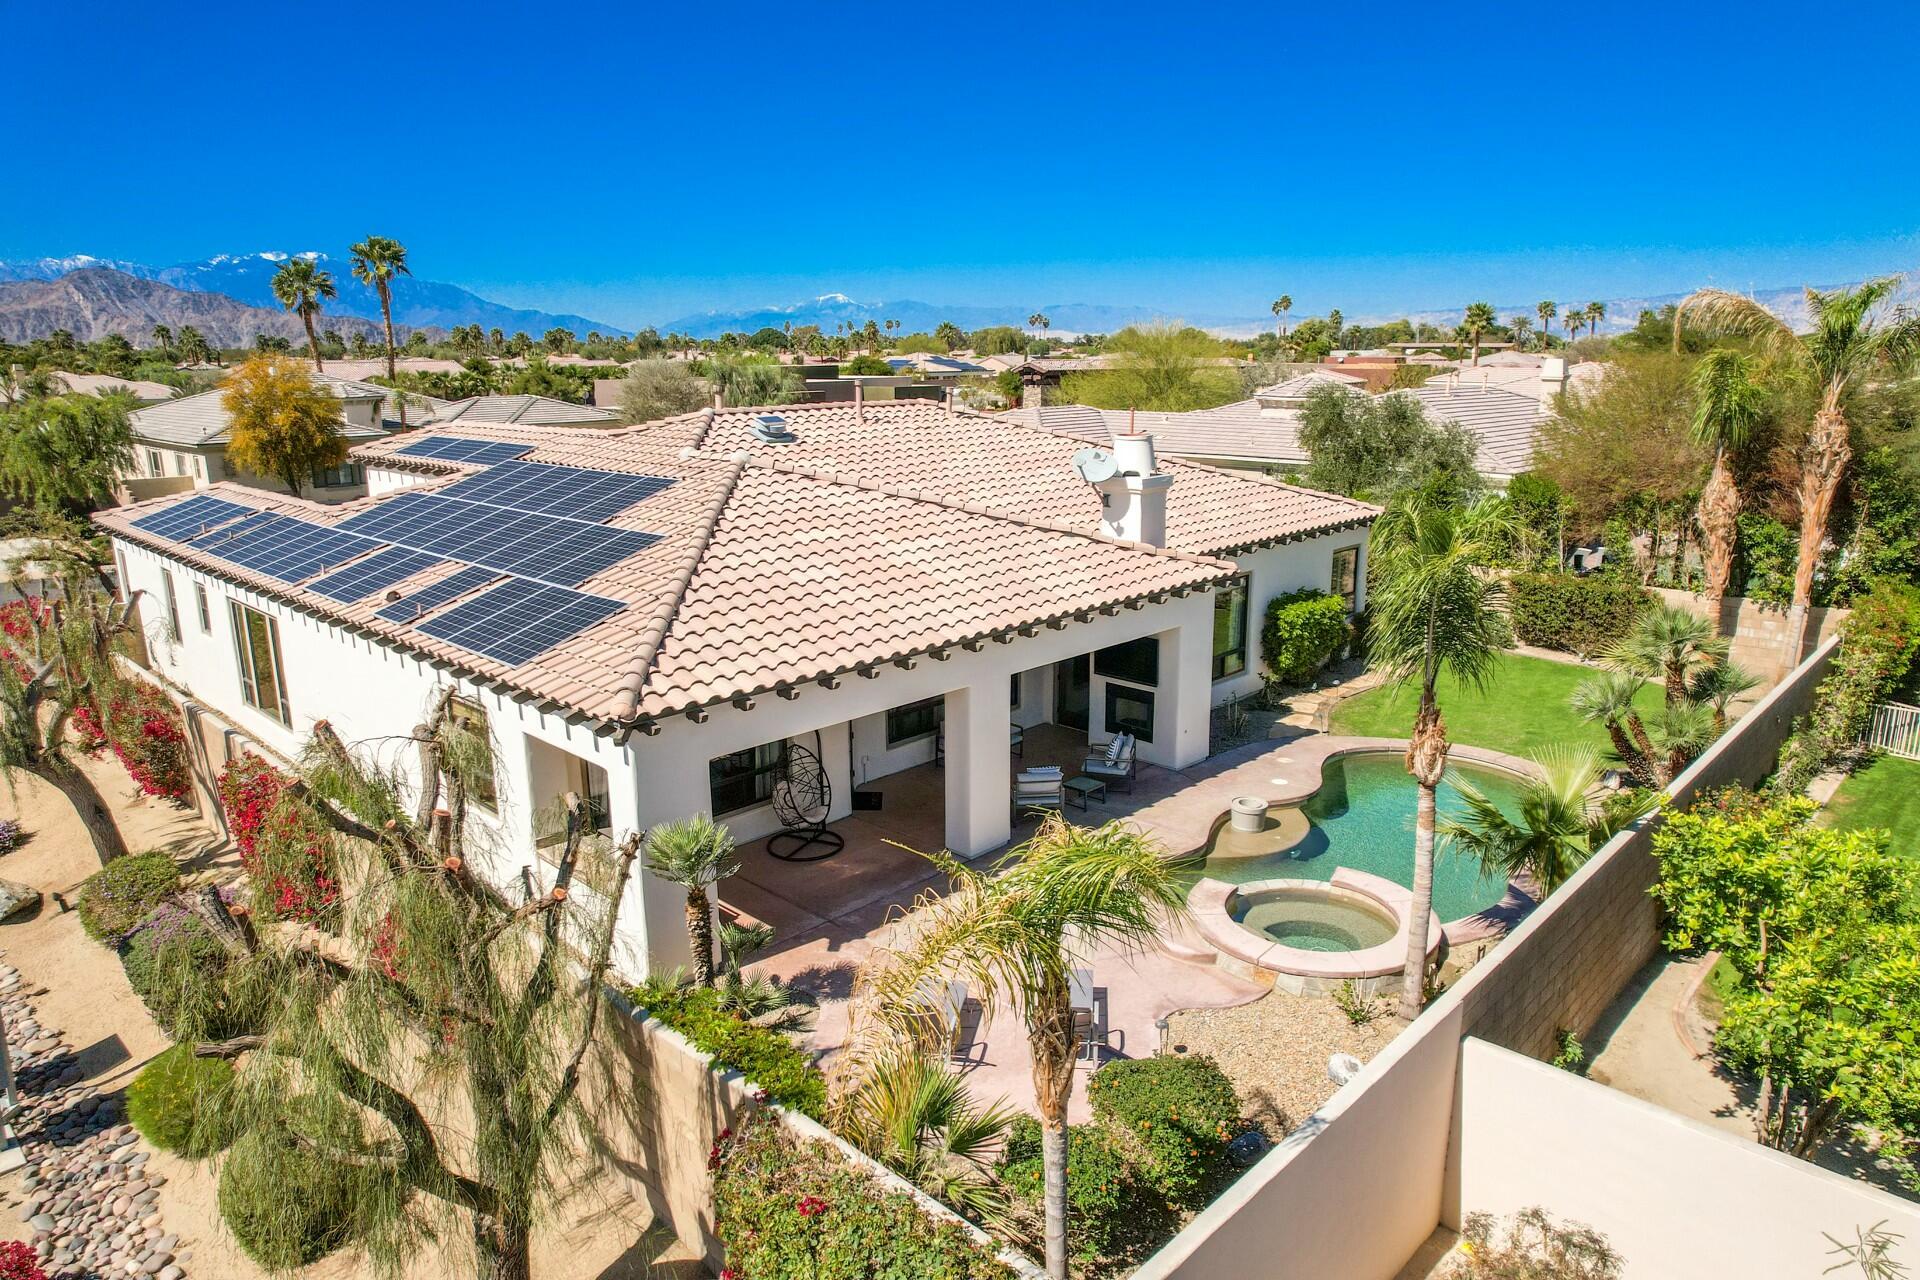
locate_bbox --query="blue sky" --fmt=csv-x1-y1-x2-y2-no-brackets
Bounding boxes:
9,1,1920,328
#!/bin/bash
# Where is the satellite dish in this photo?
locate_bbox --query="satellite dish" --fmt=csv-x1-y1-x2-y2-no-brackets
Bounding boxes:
1072,447,1119,485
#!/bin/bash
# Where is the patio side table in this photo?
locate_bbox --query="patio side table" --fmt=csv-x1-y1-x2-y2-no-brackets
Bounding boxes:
1065,775,1107,810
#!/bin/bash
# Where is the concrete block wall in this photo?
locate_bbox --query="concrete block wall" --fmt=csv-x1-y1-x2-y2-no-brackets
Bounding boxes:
1651,586,1847,679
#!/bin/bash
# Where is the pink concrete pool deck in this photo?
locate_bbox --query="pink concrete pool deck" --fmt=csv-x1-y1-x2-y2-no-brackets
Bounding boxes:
743,733,1542,1122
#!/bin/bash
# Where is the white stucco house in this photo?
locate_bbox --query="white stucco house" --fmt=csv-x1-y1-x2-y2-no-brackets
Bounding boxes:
97,398,1375,974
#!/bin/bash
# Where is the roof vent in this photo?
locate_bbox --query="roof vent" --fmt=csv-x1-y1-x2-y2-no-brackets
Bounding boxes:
750,413,795,444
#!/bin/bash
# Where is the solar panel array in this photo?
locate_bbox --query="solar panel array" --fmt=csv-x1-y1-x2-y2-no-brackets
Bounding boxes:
375,565,499,622
186,513,383,584
306,547,440,603
417,578,624,666
440,460,674,521
335,492,658,587
394,436,534,465
129,494,251,541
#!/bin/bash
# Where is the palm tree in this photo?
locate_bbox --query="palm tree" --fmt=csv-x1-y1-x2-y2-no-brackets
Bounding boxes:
270,258,336,371
1027,312,1050,338
150,323,172,358
1511,315,1533,350
1644,700,1717,783
1585,301,1607,336
840,1052,1019,1228
1365,490,1513,1022
845,815,1188,1280
1689,349,1769,605
1272,295,1292,338
176,325,212,365
1537,301,1557,347
1564,306,1581,343
1569,670,1657,785
1461,302,1497,365
1603,603,1728,708
1328,308,1344,338
1676,277,1920,660
642,815,740,986
1441,746,1657,896
349,235,411,382
1690,662,1759,734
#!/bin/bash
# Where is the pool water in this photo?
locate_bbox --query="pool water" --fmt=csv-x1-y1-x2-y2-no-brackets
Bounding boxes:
1200,753,1525,922
1234,892,1397,952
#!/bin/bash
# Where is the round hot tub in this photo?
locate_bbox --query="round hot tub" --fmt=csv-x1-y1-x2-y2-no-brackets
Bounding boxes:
1185,871,1443,995
1234,885,1396,953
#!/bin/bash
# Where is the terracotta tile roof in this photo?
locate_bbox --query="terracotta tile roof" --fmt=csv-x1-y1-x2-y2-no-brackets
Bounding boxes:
99,412,1244,729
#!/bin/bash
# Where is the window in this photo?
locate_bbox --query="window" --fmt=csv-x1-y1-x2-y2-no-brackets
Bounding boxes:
1010,673,1022,710
1331,547,1360,613
1105,684,1156,743
710,741,786,815
1094,636,1159,687
192,455,205,480
160,571,181,641
886,696,944,746
312,462,365,489
447,696,498,810
112,547,129,602
1212,575,1249,680
229,600,291,726
194,582,211,633
145,449,162,477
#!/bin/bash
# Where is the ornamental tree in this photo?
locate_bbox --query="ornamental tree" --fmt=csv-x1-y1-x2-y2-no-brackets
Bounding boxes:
220,355,347,498
194,690,642,1280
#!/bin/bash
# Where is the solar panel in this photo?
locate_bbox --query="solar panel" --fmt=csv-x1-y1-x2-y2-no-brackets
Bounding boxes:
416,577,623,666
129,494,252,542
305,547,441,603
440,460,674,521
375,565,499,622
186,513,385,584
393,436,534,465
336,492,657,587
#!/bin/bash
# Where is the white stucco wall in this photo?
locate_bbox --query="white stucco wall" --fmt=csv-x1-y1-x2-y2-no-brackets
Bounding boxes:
1211,528,1369,705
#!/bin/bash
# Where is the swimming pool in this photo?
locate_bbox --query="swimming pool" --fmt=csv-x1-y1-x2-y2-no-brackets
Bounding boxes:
1198,752,1527,922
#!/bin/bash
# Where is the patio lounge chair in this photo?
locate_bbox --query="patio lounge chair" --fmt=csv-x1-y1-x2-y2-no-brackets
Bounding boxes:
1013,767,1064,815
1081,733,1138,793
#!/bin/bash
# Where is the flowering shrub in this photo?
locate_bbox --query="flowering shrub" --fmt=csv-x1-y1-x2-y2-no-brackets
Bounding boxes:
0,1239,48,1280
76,851,181,941
97,680,191,802
216,753,338,924
120,889,261,1039
0,597,52,646
0,819,21,856
712,1113,1011,1280
1086,1054,1240,1209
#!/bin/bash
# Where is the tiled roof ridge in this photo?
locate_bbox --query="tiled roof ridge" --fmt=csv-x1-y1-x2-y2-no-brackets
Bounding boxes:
607,452,747,724
724,451,1241,575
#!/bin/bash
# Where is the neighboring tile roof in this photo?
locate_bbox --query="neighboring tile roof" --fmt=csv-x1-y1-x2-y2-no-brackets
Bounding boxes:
126,371,434,448
100,411,1247,729
426,394,619,426
46,372,180,402
1252,371,1366,399
1398,382,1548,476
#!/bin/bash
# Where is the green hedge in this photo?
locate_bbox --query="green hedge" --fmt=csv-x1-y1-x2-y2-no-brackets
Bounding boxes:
1260,589,1351,685
1506,573,1648,655
999,1117,1170,1267
1773,579,1920,794
630,978,827,1119
77,851,180,941
128,1044,235,1157
714,1113,1011,1280
1085,1055,1240,1209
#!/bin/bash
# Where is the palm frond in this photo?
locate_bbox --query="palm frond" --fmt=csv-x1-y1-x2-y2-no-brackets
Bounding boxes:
1675,288,1796,360
1568,669,1646,723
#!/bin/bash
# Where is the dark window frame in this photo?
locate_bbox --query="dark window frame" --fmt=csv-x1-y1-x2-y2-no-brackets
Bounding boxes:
1332,547,1360,612
228,599,292,726
194,581,211,633
710,740,787,816
1094,635,1159,687
1104,683,1156,743
886,696,945,747
1211,574,1249,681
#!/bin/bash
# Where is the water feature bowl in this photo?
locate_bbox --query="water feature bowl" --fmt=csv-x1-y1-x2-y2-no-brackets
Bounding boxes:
1229,795,1269,833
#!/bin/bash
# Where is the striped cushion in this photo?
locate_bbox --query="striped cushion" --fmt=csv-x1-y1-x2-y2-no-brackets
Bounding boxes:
1104,735,1128,764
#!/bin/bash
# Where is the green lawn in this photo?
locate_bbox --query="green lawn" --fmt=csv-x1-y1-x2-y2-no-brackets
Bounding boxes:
1822,754,1920,852
1327,651,1666,763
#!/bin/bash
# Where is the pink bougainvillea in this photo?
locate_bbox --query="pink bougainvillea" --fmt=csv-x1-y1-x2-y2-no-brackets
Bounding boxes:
216,752,338,923
97,680,191,802
0,1239,49,1280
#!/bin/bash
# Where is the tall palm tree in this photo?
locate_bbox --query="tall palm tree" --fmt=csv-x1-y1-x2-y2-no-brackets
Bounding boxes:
271,258,336,371
176,325,211,365
1603,602,1728,708
1585,301,1607,336
1027,312,1050,338
1440,746,1657,896
642,814,740,986
150,323,172,358
1676,277,1920,661
1569,669,1657,785
349,235,412,382
845,815,1187,1280
1365,490,1513,1022
840,1052,1019,1228
1537,301,1557,347
1328,308,1344,337
1564,306,1581,343
1511,315,1533,350
1461,301,1497,365
1689,349,1770,605
1272,295,1292,338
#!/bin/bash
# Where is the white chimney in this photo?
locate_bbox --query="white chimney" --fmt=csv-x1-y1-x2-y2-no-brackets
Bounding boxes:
1540,356,1568,398
1099,425,1172,547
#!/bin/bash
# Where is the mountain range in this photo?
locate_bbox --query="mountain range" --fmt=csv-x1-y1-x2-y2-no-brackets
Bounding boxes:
0,269,393,347
0,252,625,340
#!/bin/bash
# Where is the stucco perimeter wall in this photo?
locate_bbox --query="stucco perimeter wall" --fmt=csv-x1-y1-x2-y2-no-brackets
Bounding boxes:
1450,1038,1920,1275
1651,585,1847,679
1136,634,1838,1280
596,994,1043,1279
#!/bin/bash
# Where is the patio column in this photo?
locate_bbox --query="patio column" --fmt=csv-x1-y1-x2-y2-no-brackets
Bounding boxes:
1156,596,1214,770
944,682,1011,857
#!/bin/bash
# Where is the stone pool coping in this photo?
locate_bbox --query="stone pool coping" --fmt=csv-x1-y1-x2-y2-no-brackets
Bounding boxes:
1139,736,1542,946
1188,867,1443,983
